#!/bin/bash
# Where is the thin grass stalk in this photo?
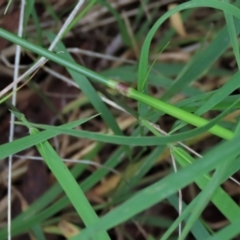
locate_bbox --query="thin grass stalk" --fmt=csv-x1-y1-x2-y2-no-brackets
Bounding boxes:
8,2,25,239
0,0,85,98
0,28,234,141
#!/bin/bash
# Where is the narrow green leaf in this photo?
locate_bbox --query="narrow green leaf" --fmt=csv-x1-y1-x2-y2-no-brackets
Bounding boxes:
31,225,46,240
0,28,235,142
24,0,35,34
0,117,97,160
168,195,210,240
71,134,240,240
31,128,110,240
170,71,240,133
173,148,240,222
45,32,123,137
97,0,131,45
223,0,240,69
180,160,235,240
0,143,102,238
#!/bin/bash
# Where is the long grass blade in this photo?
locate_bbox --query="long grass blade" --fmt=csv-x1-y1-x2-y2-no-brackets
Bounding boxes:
30,127,110,240
71,134,240,240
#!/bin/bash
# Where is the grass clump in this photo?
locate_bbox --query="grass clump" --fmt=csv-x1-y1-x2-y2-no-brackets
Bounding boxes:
0,1,240,239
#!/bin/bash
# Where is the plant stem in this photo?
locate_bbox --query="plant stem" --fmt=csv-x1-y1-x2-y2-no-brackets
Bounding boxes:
129,89,233,140
0,27,234,141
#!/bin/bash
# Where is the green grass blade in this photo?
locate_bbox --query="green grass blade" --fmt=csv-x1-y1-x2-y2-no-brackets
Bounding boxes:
0,27,118,89
31,6,43,46
161,198,196,240
0,117,97,160
63,0,96,37
70,134,240,240
0,143,102,238
41,0,60,23
170,70,240,133
97,0,130,45
168,195,210,240
45,32,124,137
0,146,128,238
0,88,237,162
161,149,240,239
0,27,236,141
141,118,240,238
128,88,234,140
177,94,240,112
223,0,240,69
2,105,229,159
31,225,46,240
137,0,240,99
18,108,233,145
30,127,110,240
24,0,35,36
179,160,235,240
174,148,240,221
194,71,240,115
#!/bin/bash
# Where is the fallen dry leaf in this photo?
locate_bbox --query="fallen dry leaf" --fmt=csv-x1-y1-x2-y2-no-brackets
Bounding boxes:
168,4,187,37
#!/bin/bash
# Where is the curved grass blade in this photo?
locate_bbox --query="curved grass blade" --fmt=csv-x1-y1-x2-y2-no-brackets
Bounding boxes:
16,110,233,145
0,103,234,161
0,86,237,163
0,116,97,160
0,28,235,141
137,0,240,98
